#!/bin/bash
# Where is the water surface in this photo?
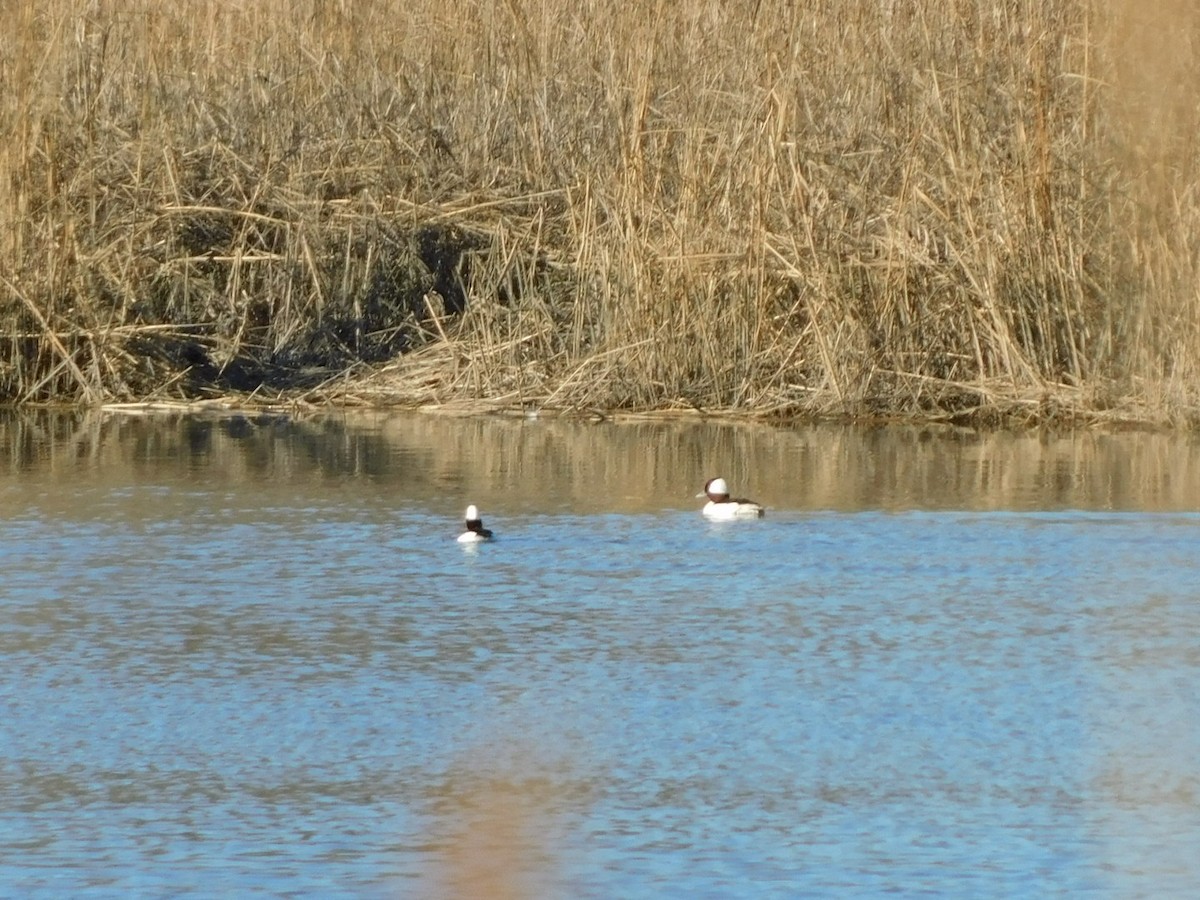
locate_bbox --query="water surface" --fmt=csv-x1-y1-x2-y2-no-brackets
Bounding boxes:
1,410,1198,897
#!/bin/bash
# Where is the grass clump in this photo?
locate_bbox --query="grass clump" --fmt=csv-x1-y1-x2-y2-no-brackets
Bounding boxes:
3,0,1200,424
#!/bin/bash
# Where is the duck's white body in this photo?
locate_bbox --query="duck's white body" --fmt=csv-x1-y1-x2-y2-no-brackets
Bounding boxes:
698,477,764,519
457,529,492,543
701,498,765,519
457,504,494,542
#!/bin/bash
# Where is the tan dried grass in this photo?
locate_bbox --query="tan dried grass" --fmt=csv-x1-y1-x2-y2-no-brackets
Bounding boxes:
3,0,1200,424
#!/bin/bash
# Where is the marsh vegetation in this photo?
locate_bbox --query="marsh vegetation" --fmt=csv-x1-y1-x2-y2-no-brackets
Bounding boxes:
3,0,1199,424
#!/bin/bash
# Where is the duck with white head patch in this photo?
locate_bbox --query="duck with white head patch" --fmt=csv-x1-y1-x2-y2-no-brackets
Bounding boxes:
456,504,495,542
698,477,764,519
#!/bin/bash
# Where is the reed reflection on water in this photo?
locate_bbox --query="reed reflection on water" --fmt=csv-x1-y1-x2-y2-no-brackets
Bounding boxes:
0,409,1198,898
3,408,1200,513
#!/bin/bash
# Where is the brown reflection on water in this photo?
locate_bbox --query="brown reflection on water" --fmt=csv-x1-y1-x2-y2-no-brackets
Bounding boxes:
1,408,1199,512
421,761,568,900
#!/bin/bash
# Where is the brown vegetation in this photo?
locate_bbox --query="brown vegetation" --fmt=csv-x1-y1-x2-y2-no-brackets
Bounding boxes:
3,0,1200,424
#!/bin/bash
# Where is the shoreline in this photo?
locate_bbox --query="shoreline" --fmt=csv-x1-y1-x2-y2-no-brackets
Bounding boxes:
49,376,1191,434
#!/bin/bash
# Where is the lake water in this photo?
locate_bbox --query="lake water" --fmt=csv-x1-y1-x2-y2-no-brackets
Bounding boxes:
1,409,1199,898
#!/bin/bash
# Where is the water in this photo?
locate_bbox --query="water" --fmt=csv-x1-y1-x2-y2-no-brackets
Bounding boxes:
1,410,1199,897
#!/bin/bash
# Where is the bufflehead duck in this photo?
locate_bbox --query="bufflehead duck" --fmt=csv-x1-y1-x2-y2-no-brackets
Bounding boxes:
697,477,764,519
456,504,495,542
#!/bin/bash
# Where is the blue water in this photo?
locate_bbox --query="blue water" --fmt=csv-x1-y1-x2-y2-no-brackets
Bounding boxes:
1,414,1199,897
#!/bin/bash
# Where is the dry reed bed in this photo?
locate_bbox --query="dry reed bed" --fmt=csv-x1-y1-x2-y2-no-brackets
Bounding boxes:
3,0,1200,424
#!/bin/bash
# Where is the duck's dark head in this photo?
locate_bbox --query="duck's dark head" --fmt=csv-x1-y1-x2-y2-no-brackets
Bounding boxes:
463,504,496,538
699,477,731,503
